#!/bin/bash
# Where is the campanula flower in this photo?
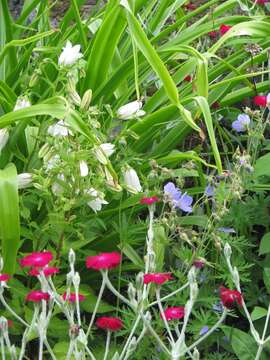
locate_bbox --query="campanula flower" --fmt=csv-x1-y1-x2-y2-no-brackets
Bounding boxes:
117,100,145,120
94,143,115,165
123,167,142,194
86,188,108,212
96,317,123,331
47,120,71,137
218,227,236,234
14,97,31,111
79,160,89,177
17,173,33,189
232,114,250,132
0,129,9,152
86,252,121,270
58,41,83,66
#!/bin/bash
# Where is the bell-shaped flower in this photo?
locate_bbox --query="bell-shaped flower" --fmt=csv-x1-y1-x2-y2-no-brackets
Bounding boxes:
17,173,33,189
79,160,89,177
0,129,9,152
94,143,115,165
58,41,83,67
86,188,108,212
47,120,71,137
123,167,142,194
14,97,31,111
117,100,145,120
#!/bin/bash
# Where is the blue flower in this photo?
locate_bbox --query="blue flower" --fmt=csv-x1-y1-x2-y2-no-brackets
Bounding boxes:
164,182,193,213
213,302,223,313
232,114,250,132
200,326,209,336
205,184,215,197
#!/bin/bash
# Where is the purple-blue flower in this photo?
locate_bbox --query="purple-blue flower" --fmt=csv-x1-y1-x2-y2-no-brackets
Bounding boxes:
213,302,223,313
232,114,250,132
205,184,215,197
164,182,193,213
200,326,209,336
218,227,236,234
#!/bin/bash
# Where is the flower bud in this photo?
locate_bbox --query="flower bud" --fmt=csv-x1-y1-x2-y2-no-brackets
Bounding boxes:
79,160,89,177
68,89,81,106
193,348,200,360
224,243,232,260
69,249,76,267
73,272,80,288
38,143,51,159
136,272,144,288
0,129,9,152
0,257,3,273
17,173,33,189
80,89,92,111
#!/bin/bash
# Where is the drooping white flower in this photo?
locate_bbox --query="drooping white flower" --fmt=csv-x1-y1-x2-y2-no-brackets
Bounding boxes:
14,97,31,111
86,188,108,212
79,160,89,177
45,154,61,172
123,167,142,194
0,129,9,152
17,173,33,189
94,143,115,165
51,173,65,195
47,120,71,137
117,100,145,120
58,41,83,67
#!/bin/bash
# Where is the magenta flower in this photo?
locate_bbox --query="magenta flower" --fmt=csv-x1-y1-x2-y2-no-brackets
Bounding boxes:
29,266,59,277
0,274,11,282
20,251,53,268
96,317,123,331
63,292,85,303
220,286,242,308
253,94,270,107
161,306,185,321
220,24,232,35
143,273,173,285
26,290,50,302
140,196,159,205
86,252,121,271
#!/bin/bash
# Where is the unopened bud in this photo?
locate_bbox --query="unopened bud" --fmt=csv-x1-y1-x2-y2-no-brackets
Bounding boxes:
69,90,81,106
73,272,80,288
80,89,92,111
224,243,232,259
69,249,76,267
38,143,51,159
0,257,3,272
193,348,200,360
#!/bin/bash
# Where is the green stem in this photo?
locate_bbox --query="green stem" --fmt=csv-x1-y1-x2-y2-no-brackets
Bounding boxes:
103,331,111,360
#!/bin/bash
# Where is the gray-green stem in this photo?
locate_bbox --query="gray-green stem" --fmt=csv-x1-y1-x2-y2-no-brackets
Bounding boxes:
103,331,111,360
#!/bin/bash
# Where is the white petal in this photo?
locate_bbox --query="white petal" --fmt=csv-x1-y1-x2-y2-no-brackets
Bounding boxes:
117,100,143,120
80,161,89,177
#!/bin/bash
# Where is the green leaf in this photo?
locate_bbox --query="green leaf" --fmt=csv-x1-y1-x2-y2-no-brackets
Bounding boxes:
254,153,270,179
222,326,258,360
153,225,169,272
259,233,270,256
251,307,268,321
0,163,20,274
120,244,144,269
263,268,270,294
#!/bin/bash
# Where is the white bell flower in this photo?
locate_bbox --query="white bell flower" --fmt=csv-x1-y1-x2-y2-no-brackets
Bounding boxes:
117,100,145,120
79,160,89,177
123,167,142,194
51,173,65,195
58,41,83,67
14,97,31,111
94,143,115,165
17,173,33,189
0,129,9,152
86,188,108,212
47,120,71,137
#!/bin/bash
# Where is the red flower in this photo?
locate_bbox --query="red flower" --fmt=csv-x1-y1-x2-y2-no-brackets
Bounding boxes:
0,274,11,282
86,252,121,271
143,273,173,285
256,0,268,4
184,75,192,82
220,286,242,308
184,3,196,10
29,266,59,277
220,24,232,36
208,31,218,39
26,290,50,302
63,292,86,303
140,196,159,205
161,306,185,321
253,95,267,107
193,259,205,269
96,317,123,331
20,251,53,268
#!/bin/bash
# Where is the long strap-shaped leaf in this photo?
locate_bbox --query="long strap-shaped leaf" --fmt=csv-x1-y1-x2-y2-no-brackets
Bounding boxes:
0,163,20,274
192,96,222,174
120,0,200,132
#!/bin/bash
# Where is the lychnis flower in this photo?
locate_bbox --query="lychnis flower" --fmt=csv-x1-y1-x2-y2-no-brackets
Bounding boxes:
58,41,83,66
140,196,159,205
29,266,59,277
26,290,50,302
220,286,242,308
96,317,123,331
253,94,270,107
117,100,145,120
232,114,250,132
123,167,142,194
20,251,53,268
143,273,173,285
164,182,193,213
63,292,85,303
86,252,121,270
220,24,232,35
161,306,185,321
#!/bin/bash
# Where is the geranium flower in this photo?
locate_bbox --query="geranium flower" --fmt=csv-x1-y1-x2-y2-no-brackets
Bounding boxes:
140,196,159,205
218,227,236,234
143,273,173,285
86,252,121,270
253,94,270,107
0,274,11,282
220,24,232,35
117,100,145,120
63,292,85,303
232,114,250,132
205,184,215,197
26,290,50,302
96,317,123,331
20,251,53,268
29,266,59,277
161,306,185,321
220,286,242,308
58,41,83,66
200,325,209,336
164,182,193,212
